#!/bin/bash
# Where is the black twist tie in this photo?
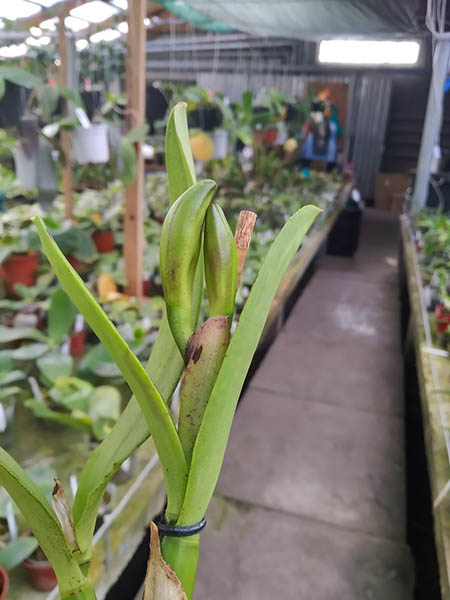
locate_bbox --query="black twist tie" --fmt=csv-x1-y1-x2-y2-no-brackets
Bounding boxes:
157,517,207,538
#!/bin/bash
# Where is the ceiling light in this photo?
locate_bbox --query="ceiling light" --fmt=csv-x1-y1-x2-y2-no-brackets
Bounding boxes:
90,28,121,43
0,1,41,20
76,39,89,52
0,43,28,58
144,17,151,27
111,0,128,9
118,21,128,34
40,17,58,31
318,40,420,65
70,1,118,24
65,16,89,32
30,26,42,37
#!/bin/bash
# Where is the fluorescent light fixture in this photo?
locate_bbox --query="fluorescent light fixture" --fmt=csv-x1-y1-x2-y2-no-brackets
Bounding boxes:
76,39,89,52
30,26,42,37
0,43,28,58
0,1,41,20
70,1,118,24
118,21,128,34
318,40,420,65
40,17,58,31
65,16,89,32
111,0,128,9
90,28,121,43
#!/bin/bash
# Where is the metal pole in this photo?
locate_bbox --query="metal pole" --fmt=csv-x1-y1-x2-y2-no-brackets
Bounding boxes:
412,40,450,211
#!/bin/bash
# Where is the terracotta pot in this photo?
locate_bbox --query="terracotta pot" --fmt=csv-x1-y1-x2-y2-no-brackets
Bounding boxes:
92,230,114,254
142,279,151,297
252,130,264,145
23,558,57,592
264,129,278,145
70,331,85,357
0,252,39,296
66,255,83,273
0,564,9,599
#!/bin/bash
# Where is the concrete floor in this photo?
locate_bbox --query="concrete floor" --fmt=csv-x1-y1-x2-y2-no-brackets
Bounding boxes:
195,209,414,599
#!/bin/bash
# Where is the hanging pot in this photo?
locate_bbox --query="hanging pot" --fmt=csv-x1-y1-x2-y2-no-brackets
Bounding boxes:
0,252,39,296
212,129,228,160
0,564,9,599
92,230,114,253
71,124,110,165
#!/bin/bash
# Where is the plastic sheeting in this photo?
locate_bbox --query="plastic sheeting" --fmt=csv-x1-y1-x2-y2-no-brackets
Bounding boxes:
158,0,423,38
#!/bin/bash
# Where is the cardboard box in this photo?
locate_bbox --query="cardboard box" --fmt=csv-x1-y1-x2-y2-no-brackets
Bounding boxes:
375,173,409,211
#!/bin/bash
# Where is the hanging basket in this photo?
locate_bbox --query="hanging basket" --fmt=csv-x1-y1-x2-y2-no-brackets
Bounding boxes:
71,124,110,164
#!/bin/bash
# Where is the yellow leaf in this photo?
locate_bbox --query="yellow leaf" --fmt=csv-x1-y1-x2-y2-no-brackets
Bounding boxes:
97,274,117,300
142,522,187,600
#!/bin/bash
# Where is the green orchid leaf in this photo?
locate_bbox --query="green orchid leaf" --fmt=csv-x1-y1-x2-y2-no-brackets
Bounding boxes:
165,103,196,205
119,138,137,187
0,66,42,89
178,205,321,525
0,78,5,102
0,537,39,571
11,343,49,361
37,351,73,385
125,123,149,144
0,326,48,344
0,447,88,597
48,288,76,343
33,216,188,536
25,400,91,432
72,103,199,561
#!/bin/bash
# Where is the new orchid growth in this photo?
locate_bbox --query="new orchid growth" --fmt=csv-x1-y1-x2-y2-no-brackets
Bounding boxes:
0,103,319,599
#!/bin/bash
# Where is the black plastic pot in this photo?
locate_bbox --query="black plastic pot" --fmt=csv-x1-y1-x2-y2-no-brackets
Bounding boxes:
327,202,362,257
188,106,222,132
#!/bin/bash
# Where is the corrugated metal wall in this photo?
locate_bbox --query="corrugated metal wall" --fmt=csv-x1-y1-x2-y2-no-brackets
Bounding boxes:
348,74,392,198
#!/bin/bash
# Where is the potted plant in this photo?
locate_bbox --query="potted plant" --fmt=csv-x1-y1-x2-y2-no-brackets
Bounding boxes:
0,359,27,448
25,376,121,443
0,204,43,296
0,287,77,384
69,182,124,254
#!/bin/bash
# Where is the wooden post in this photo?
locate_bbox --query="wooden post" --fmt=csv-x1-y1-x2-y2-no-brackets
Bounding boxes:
124,0,146,297
58,9,73,220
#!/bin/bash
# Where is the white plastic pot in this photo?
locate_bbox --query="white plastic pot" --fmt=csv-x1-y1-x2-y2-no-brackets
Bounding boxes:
212,129,228,160
13,145,38,190
70,123,110,165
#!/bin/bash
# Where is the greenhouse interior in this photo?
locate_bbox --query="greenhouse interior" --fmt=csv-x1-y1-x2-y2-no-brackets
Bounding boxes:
0,0,449,598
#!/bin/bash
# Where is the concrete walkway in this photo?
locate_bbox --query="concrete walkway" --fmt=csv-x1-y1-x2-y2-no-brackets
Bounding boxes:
195,209,414,599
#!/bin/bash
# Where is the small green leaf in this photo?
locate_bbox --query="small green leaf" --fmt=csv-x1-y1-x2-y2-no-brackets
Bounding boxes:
0,66,42,88
119,138,137,187
12,343,49,361
0,326,48,344
125,123,149,144
165,103,196,205
48,288,76,343
0,537,39,571
0,78,5,101
37,352,73,385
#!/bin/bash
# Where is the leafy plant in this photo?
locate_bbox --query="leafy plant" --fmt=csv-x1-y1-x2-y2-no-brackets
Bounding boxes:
25,376,121,442
0,288,76,385
0,203,42,263
0,103,319,599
